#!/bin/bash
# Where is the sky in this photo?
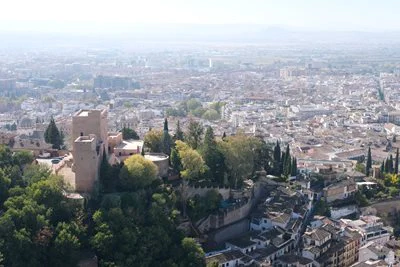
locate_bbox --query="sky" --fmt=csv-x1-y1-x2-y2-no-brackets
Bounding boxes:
1,0,400,32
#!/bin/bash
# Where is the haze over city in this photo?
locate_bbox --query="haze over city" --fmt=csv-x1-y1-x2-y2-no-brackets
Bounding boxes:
0,1,400,267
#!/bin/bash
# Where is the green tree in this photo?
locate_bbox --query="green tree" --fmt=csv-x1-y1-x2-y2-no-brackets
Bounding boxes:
273,140,281,176
314,199,331,217
366,146,372,176
180,238,205,267
291,157,297,177
23,164,52,185
12,150,34,167
202,109,220,121
170,148,182,174
283,144,292,177
355,191,369,207
99,149,114,193
209,102,225,114
119,155,158,190
91,186,196,266
144,129,163,153
173,120,184,142
121,127,139,140
162,118,171,156
44,117,62,149
51,221,82,267
186,99,202,112
0,145,13,168
166,107,186,117
389,154,394,173
201,126,226,185
219,134,261,188
385,157,390,173
253,139,273,175
185,120,203,150
396,148,399,174
0,169,10,207
175,141,207,181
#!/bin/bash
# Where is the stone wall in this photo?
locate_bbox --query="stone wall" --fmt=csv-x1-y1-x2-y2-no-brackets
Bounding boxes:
330,204,358,219
362,199,400,224
211,219,250,243
197,197,253,233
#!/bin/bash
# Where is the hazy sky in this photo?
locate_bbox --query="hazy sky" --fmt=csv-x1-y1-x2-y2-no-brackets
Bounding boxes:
1,0,399,32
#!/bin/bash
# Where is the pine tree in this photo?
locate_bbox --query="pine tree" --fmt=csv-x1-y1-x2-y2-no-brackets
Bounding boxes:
162,118,171,156
366,146,372,176
44,117,62,149
395,148,399,174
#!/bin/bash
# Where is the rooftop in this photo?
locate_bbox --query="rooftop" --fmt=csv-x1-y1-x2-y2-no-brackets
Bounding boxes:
144,153,169,161
115,140,144,150
205,250,246,264
78,110,89,117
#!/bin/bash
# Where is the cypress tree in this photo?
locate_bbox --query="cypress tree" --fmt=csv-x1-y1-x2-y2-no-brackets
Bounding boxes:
389,154,394,173
366,146,372,176
273,140,281,163
280,151,285,176
291,157,297,177
385,157,390,173
273,140,281,175
170,148,182,174
396,148,399,174
202,126,225,185
163,117,168,132
380,160,385,174
283,144,291,177
162,118,171,156
222,132,226,140
99,148,112,193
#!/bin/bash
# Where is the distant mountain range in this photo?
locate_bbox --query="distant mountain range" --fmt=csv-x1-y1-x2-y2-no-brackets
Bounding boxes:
1,22,400,49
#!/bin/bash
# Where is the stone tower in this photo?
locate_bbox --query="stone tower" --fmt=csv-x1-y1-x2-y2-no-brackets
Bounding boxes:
72,109,108,193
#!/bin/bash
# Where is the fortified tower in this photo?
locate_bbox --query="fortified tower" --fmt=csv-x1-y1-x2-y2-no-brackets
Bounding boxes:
72,109,108,193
